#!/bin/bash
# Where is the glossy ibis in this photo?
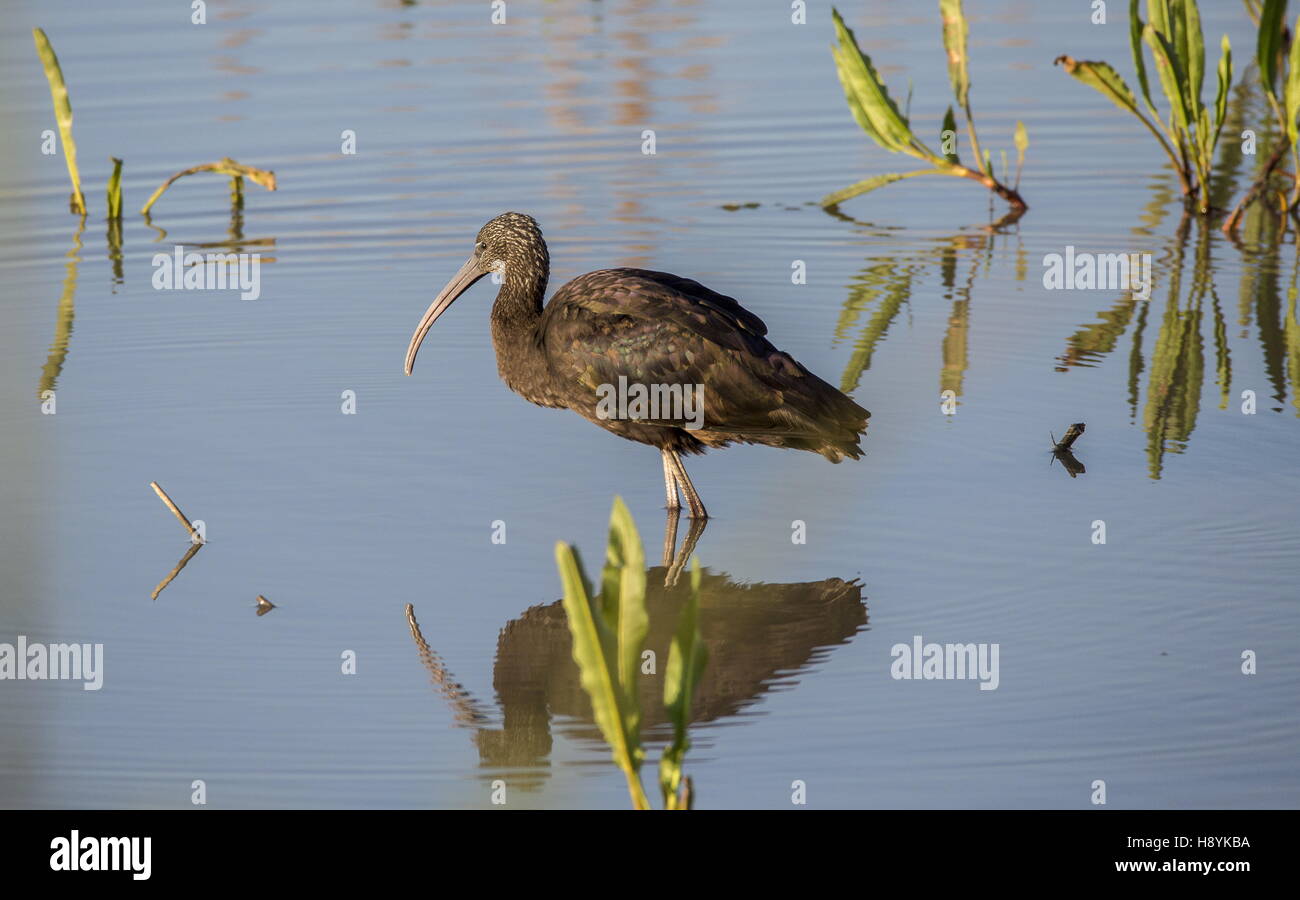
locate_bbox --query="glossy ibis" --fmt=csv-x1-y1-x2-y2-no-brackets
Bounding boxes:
404,212,869,518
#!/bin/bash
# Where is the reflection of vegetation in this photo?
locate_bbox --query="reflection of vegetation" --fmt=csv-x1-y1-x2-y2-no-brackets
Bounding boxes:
835,227,1016,403
38,220,84,398
150,542,203,601
554,498,706,810
1142,222,1208,478
32,28,85,216
824,4,1027,212
1288,259,1300,417
106,158,124,285
1055,35,1300,478
1224,0,1300,230
1059,203,1300,478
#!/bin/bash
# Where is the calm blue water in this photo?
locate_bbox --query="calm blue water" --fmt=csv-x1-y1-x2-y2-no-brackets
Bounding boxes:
0,0,1296,809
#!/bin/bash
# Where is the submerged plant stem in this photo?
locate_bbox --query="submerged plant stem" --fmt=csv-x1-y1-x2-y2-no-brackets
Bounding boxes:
948,164,1028,210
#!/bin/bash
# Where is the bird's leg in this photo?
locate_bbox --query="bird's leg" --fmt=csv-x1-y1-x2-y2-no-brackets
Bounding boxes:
661,448,681,511
667,450,708,520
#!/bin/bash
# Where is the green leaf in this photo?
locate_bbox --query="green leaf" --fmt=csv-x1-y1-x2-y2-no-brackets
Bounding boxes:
659,559,708,810
555,538,644,779
1257,0,1286,105
820,169,947,208
1013,119,1028,188
32,28,85,216
1287,12,1300,146
1143,23,1191,135
1055,56,1145,119
1056,53,1192,194
599,496,647,746
830,8,920,155
1146,0,1174,39
1181,0,1205,129
1129,0,1160,121
1212,34,1232,154
942,105,960,163
106,157,123,220
939,0,970,109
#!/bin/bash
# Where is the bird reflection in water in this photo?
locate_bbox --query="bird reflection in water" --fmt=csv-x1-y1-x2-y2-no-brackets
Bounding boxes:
405,511,868,785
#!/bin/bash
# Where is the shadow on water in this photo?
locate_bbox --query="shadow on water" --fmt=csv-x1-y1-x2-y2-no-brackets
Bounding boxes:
406,512,868,789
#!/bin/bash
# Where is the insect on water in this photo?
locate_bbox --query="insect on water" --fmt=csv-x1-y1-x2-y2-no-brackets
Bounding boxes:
1049,423,1086,478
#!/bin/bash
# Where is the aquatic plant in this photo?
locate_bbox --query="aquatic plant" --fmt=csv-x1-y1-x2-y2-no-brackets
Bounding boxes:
824,3,1028,212
1055,0,1233,213
140,158,277,216
554,497,707,810
1223,0,1300,230
32,28,85,216
106,157,123,220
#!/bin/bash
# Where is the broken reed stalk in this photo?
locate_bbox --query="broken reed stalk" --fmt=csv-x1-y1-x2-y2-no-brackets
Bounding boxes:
149,481,201,542
139,158,276,215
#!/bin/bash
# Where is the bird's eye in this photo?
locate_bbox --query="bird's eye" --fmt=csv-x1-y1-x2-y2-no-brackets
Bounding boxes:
474,241,487,255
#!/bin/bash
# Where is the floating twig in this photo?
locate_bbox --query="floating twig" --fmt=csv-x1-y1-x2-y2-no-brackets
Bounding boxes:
256,595,276,616
139,158,276,216
149,481,203,543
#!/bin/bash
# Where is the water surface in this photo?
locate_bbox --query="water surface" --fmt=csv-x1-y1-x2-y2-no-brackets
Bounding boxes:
0,0,1296,809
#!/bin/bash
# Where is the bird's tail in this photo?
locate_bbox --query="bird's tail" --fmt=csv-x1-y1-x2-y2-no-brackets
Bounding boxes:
707,372,869,461
777,374,870,461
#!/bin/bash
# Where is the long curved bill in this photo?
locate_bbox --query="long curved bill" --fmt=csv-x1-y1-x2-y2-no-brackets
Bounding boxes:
404,256,485,375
